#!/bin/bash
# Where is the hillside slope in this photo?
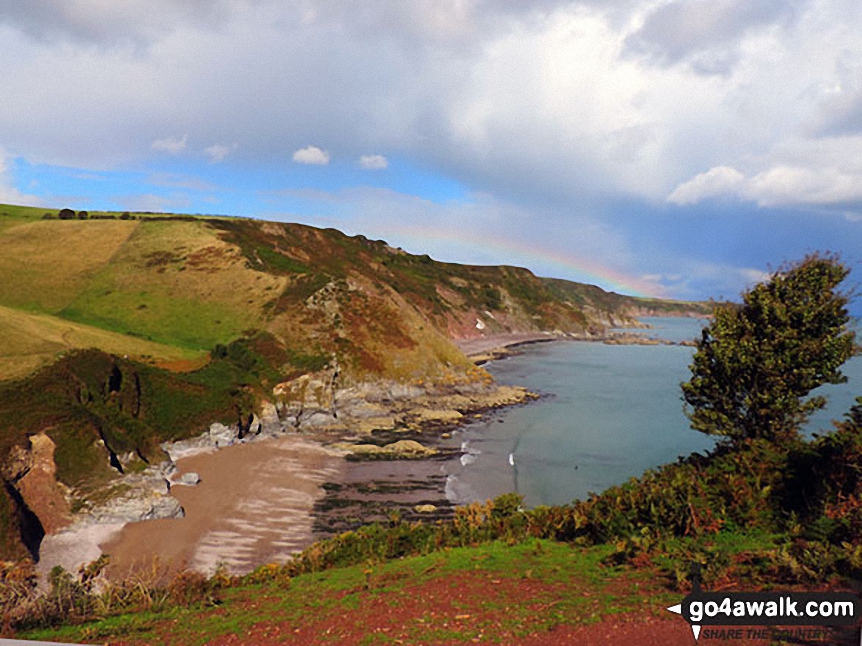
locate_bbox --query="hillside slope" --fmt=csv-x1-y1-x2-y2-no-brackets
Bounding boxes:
0,204,709,561
0,205,706,382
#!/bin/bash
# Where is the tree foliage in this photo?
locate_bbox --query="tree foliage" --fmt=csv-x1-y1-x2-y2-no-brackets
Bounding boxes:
682,254,856,444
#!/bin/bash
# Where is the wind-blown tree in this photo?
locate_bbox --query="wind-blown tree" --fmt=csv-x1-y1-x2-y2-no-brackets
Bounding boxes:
682,254,856,445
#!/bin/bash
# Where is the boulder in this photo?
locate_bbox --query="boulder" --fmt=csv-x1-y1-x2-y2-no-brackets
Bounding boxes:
209,422,238,447
175,472,201,486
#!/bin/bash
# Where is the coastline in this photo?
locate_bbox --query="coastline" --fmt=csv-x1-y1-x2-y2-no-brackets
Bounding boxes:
456,325,695,367
36,377,537,579
35,319,698,579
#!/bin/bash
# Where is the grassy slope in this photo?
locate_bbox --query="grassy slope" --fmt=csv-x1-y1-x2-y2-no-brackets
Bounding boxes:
21,540,681,645
59,219,283,351
0,205,705,384
0,305,202,381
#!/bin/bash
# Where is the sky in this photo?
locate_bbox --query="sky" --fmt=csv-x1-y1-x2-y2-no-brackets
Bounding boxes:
1,0,861,311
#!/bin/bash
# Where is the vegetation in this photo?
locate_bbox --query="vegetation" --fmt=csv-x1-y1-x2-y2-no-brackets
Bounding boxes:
4,394,860,638
682,254,856,444
0,203,699,384
0,238,862,641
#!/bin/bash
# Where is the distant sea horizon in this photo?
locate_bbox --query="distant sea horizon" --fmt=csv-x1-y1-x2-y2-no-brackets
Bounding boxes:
443,316,862,508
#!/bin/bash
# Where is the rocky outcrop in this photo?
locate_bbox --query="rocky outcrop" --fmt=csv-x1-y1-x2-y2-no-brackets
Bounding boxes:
332,439,438,458
12,433,71,535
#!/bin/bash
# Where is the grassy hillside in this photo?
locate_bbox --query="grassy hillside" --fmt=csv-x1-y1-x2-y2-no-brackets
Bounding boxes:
0,203,705,383
0,305,203,381
0,203,708,562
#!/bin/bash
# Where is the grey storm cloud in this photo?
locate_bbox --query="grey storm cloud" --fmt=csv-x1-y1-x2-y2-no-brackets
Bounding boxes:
0,0,251,45
0,0,578,47
624,0,807,74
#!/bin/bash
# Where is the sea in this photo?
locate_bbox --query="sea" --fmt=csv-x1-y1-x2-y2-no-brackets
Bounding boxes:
443,316,862,508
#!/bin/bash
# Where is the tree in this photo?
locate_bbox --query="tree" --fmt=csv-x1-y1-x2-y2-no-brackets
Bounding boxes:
682,254,856,445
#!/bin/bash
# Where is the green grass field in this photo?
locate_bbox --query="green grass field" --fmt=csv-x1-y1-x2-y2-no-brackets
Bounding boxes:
0,304,204,380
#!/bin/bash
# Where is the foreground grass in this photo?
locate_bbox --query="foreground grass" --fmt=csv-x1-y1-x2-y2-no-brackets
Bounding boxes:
20,541,676,645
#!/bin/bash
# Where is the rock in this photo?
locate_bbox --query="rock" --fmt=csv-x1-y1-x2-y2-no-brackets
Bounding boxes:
142,495,184,521
385,440,437,456
301,412,339,429
151,478,171,495
90,491,184,524
354,416,397,434
175,472,201,486
332,439,438,458
414,409,463,423
414,504,437,513
258,401,283,434
209,422,238,447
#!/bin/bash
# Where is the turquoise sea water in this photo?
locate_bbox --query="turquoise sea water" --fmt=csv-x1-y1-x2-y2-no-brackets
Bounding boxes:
444,317,862,508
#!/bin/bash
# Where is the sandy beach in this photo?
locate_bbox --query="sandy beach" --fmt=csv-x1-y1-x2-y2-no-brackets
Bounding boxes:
99,435,345,579
455,333,557,357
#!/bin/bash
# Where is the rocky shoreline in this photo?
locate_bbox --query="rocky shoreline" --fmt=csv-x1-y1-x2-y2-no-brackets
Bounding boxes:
36,374,537,577
36,324,695,577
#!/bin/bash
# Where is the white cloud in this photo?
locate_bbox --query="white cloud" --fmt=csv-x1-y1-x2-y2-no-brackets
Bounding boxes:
624,0,804,74
292,145,330,165
359,154,388,170
0,148,43,206
151,134,188,155
667,166,745,205
668,162,862,208
204,143,236,163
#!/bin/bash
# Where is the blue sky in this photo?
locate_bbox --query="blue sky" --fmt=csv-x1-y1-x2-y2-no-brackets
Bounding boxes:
1,1,861,312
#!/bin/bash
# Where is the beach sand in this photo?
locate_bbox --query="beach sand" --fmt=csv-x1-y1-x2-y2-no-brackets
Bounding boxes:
455,333,556,357
100,435,345,579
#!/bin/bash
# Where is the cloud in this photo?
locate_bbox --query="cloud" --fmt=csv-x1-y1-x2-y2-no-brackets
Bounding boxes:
624,0,805,74
359,154,388,170
204,143,236,163
745,166,862,207
0,148,43,206
667,166,745,205
152,135,188,155
1,0,860,209
0,0,254,46
292,145,330,165
669,162,862,209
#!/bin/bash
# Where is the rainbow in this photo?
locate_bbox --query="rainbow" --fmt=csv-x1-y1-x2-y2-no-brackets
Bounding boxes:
382,224,664,299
